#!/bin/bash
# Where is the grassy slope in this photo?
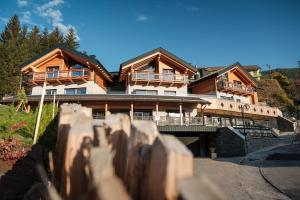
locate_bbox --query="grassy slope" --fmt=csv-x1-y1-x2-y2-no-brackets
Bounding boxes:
0,104,58,146
0,105,35,145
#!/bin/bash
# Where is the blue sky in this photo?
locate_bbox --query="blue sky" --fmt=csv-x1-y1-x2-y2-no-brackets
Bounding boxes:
0,0,300,72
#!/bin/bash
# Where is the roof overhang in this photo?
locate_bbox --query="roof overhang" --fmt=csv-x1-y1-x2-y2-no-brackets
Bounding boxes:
119,48,197,81
1,94,211,105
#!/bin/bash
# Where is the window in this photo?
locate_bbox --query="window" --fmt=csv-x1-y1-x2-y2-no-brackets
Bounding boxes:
133,110,152,120
65,87,86,95
46,89,57,95
236,99,241,102
163,69,175,81
164,91,176,96
220,96,233,101
47,66,59,78
132,90,158,95
233,80,242,88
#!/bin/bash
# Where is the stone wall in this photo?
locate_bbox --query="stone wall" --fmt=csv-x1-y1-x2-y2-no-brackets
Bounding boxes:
246,135,293,153
277,116,295,132
216,127,246,157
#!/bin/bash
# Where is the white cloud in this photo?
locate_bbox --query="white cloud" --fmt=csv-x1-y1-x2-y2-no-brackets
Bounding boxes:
36,0,79,39
185,6,200,12
21,11,32,24
136,14,148,22
17,0,28,7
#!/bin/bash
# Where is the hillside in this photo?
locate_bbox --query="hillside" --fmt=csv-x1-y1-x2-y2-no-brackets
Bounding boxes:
257,79,293,115
258,70,300,118
262,68,300,80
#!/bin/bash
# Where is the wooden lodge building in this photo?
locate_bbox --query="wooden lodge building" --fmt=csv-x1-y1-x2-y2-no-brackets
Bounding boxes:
0,45,293,156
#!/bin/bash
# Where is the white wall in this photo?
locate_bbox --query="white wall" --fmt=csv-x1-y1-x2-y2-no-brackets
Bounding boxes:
31,81,106,95
216,91,251,104
126,84,188,96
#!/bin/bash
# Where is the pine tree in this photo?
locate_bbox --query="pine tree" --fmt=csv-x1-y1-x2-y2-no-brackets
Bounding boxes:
64,27,79,49
0,15,21,43
48,26,64,47
0,15,81,97
40,27,50,51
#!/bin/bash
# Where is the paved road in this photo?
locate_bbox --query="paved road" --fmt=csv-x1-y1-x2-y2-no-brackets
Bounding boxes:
193,144,300,200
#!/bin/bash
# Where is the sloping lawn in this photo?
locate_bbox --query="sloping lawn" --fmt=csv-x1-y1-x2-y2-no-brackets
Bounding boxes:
0,105,35,145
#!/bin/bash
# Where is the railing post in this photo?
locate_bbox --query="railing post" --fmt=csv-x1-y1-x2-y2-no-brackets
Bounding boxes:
156,103,159,126
130,103,134,121
179,104,183,126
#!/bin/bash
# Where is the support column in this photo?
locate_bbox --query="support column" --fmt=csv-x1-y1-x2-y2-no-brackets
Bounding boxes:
105,103,108,117
156,103,159,125
130,103,134,121
180,104,183,126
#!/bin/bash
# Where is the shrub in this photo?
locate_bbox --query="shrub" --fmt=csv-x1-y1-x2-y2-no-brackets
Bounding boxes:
0,138,28,165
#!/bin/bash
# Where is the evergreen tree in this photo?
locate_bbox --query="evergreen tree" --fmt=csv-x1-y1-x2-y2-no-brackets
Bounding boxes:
0,15,21,43
40,27,50,51
0,15,81,97
64,27,79,49
48,26,64,47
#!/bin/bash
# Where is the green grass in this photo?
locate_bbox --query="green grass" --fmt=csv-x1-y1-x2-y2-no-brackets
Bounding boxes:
0,104,58,147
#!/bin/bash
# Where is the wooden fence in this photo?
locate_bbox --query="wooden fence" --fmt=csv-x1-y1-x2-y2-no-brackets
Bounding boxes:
48,103,222,200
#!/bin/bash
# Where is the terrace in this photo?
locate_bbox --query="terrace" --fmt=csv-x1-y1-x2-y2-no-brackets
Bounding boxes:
129,72,189,85
217,80,254,95
29,68,91,84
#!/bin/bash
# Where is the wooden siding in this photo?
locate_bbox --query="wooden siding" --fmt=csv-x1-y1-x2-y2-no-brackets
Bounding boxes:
190,77,216,94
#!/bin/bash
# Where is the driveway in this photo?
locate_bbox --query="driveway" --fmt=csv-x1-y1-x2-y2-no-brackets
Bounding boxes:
193,144,300,200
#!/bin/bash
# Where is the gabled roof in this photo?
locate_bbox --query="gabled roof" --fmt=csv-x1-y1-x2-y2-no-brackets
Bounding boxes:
189,62,258,87
120,47,196,71
203,65,260,72
119,47,197,80
20,44,112,81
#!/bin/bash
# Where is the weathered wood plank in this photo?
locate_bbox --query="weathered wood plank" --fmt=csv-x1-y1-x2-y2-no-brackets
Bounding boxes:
88,147,131,200
59,106,94,199
145,134,193,200
103,114,130,181
127,120,159,199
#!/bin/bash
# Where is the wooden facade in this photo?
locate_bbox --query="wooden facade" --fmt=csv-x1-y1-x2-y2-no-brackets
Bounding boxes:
21,46,112,91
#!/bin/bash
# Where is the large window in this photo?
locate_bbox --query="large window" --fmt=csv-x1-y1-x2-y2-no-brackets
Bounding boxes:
47,66,59,78
65,87,86,95
132,90,158,95
164,90,176,96
46,89,57,95
71,64,89,77
163,69,175,81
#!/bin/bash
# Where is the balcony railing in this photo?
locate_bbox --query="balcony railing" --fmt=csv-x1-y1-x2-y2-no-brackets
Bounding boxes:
200,96,282,117
30,69,91,83
217,81,254,95
130,72,189,84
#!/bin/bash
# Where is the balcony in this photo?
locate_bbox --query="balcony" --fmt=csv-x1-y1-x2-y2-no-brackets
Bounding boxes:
29,69,91,84
200,97,282,117
129,72,189,85
217,81,254,95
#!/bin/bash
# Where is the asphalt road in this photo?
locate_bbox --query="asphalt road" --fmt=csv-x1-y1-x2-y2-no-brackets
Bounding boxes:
193,144,300,200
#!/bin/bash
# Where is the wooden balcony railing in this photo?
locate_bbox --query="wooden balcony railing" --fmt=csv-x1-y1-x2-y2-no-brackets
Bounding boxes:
130,72,189,84
217,81,254,95
30,69,91,84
